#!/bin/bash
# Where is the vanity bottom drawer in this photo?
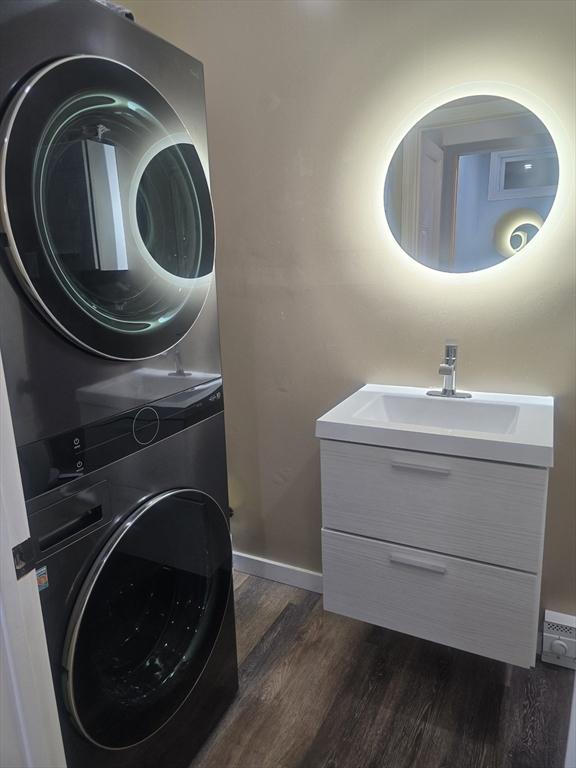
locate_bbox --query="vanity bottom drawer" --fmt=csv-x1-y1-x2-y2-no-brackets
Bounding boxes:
322,529,539,667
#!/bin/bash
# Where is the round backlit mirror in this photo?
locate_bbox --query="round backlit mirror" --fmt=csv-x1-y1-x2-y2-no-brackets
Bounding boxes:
384,96,559,272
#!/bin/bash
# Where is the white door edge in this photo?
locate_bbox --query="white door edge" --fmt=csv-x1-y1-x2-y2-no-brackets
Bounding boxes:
0,352,67,768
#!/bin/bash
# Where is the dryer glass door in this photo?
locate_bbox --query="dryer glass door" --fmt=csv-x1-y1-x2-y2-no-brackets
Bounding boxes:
63,490,232,749
0,56,214,360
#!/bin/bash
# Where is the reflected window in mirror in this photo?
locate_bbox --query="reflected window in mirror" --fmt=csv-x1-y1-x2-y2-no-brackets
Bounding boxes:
384,96,559,273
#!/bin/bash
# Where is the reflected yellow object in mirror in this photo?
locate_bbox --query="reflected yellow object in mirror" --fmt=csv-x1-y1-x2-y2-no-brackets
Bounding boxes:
493,208,544,259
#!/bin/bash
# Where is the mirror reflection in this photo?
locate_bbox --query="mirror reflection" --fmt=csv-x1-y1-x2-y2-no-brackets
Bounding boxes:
384,96,559,273
37,92,209,333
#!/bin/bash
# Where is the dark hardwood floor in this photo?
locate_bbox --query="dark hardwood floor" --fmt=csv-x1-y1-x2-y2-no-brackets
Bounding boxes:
191,573,575,768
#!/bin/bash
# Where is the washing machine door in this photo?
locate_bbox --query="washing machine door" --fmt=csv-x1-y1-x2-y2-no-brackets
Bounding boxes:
62,489,232,749
0,56,214,360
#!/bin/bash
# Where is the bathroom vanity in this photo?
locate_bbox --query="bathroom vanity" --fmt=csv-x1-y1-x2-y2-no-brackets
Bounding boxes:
316,385,554,668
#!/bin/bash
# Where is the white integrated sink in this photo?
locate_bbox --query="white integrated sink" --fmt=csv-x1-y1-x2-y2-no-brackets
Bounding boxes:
354,393,520,434
316,385,553,466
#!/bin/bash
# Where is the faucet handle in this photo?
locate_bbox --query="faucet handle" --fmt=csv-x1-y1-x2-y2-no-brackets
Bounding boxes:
438,364,454,375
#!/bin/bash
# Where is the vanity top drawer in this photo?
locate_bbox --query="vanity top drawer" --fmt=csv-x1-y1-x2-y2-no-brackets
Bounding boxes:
322,528,539,667
320,440,548,573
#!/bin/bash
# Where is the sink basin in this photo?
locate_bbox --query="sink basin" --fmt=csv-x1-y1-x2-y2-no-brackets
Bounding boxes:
316,385,553,466
354,394,519,434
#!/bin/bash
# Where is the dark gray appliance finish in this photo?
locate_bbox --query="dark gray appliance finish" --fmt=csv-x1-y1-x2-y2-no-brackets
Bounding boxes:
18,377,224,501
28,410,238,768
1,4,237,766
0,0,222,448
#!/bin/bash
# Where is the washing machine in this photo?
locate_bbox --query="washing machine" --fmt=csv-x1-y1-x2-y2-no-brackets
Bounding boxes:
25,384,238,768
1,2,239,765
0,0,223,458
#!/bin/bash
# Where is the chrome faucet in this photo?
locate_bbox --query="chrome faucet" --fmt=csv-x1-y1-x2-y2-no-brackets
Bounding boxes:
427,343,471,398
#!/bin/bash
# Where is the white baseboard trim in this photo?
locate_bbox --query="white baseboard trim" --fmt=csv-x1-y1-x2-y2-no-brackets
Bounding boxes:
566,674,576,768
233,551,323,594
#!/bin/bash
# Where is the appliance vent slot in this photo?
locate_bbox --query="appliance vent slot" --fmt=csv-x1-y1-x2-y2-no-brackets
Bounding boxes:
544,622,575,637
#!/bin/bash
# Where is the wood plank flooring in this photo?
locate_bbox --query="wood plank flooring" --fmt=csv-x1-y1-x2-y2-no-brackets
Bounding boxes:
191,573,575,768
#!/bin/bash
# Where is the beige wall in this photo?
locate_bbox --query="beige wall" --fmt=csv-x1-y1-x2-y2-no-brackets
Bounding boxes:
129,0,576,614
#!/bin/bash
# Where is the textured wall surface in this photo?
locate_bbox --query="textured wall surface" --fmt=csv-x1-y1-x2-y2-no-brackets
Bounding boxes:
129,0,576,613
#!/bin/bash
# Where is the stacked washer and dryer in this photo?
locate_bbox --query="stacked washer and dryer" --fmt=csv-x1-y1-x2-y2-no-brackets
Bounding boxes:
0,2,237,767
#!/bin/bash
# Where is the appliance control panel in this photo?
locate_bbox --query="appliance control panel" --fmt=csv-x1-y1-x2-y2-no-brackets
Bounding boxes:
18,378,223,501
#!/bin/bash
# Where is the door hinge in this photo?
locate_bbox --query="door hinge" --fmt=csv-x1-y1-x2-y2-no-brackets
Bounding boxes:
12,538,35,580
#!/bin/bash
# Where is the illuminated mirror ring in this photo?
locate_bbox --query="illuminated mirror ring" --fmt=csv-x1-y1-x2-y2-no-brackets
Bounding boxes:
493,208,544,259
384,95,559,273
128,132,211,291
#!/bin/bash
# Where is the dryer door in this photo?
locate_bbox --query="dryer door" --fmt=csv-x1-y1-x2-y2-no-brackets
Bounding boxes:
62,489,232,750
0,55,214,360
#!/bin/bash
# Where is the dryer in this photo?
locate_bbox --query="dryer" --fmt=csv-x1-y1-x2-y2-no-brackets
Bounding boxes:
0,0,222,455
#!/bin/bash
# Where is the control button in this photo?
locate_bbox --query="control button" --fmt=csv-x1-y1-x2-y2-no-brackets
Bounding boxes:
551,639,568,656
132,407,160,446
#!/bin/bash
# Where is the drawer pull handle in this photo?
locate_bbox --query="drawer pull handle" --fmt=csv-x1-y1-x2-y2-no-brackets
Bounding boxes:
390,460,450,476
389,552,447,574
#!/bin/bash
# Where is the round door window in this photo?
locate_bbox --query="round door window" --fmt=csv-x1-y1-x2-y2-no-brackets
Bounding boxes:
0,56,214,360
63,490,231,749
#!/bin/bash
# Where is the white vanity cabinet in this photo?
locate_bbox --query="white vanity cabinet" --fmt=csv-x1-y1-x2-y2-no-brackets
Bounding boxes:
316,385,554,669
